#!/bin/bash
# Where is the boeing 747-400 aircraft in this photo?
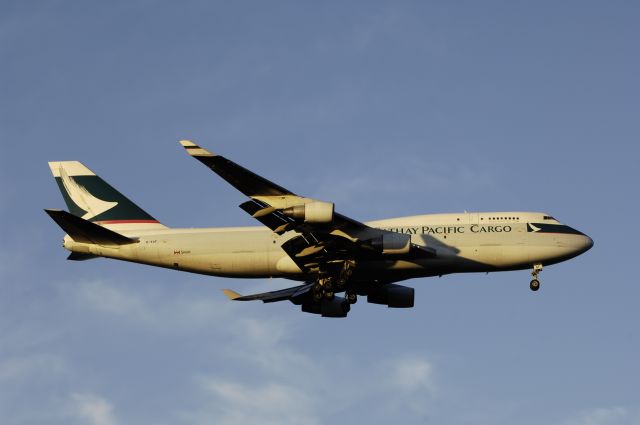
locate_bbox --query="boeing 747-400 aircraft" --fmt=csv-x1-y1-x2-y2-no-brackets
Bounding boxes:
46,141,593,317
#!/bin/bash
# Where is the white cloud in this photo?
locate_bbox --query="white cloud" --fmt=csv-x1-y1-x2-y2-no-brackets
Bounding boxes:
66,279,318,377
0,354,65,382
564,407,629,425
222,317,321,381
74,279,152,322
193,378,319,425
370,355,437,419
312,156,493,209
177,315,324,425
68,393,119,425
187,317,437,425
64,278,236,331
388,356,435,394
57,277,439,424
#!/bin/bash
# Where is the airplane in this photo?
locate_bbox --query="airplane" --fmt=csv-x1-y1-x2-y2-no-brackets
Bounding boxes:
45,141,594,317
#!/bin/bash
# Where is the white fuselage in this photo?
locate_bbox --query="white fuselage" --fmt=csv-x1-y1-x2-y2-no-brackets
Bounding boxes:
63,211,593,283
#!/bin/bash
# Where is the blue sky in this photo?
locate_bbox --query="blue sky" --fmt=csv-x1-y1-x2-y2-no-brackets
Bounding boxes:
1,1,639,424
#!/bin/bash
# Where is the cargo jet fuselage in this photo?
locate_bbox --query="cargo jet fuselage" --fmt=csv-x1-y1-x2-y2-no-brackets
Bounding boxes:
59,212,592,282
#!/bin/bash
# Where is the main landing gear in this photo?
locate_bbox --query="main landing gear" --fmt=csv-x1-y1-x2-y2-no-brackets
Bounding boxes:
346,291,358,304
312,277,335,301
312,261,358,303
530,264,543,291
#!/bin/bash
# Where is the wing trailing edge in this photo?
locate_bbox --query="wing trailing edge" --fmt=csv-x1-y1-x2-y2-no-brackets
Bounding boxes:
221,284,313,303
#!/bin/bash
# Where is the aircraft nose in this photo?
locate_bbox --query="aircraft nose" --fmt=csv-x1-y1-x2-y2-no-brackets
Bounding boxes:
584,235,594,251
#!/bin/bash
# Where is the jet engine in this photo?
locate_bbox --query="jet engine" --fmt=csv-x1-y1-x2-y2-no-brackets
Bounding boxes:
371,233,411,254
367,284,414,308
301,296,350,317
282,201,334,223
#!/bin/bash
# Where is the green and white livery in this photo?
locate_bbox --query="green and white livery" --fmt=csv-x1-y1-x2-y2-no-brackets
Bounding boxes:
48,161,165,231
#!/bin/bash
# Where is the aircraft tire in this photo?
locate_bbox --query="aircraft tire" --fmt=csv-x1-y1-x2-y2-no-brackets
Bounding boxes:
341,300,351,314
530,279,540,291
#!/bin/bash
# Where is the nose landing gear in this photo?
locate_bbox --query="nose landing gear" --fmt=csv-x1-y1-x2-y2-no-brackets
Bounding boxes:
530,264,543,291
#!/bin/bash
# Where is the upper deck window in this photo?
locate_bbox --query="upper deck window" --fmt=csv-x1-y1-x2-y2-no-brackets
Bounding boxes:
543,216,556,220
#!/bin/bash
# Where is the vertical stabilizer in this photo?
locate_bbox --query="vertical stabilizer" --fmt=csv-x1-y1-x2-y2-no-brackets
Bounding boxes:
48,161,167,231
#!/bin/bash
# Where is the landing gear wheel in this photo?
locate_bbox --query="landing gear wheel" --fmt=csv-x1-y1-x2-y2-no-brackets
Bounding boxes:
530,279,540,291
341,300,351,314
324,291,335,300
346,292,357,304
529,264,543,292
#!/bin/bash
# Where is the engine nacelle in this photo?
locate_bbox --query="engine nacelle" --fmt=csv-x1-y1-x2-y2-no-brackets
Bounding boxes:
367,284,414,308
301,296,350,317
282,201,334,223
371,233,411,254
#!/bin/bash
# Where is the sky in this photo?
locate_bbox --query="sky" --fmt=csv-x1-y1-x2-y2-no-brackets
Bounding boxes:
1,1,639,424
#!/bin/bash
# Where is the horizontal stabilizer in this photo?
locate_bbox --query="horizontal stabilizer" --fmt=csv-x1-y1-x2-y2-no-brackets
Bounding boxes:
67,252,99,261
45,209,138,245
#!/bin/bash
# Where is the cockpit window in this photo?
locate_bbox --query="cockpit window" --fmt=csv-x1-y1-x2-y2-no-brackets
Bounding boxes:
543,216,556,220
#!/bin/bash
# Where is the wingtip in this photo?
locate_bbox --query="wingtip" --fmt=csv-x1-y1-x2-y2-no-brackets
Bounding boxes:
44,208,65,218
222,289,242,300
179,140,215,157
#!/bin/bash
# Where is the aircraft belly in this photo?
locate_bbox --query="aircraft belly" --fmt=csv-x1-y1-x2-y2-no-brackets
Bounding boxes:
463,245,530,269
524,233,587,265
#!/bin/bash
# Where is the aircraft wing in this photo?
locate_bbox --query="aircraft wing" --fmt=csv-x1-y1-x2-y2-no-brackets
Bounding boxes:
180,141,294,197
180,141,432,274
222,283,312,303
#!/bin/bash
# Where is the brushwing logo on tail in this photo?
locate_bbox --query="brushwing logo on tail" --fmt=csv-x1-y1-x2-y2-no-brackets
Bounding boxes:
59,167,118,220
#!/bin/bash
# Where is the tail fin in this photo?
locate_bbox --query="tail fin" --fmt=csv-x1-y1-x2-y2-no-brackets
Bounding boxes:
48,161,166,231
